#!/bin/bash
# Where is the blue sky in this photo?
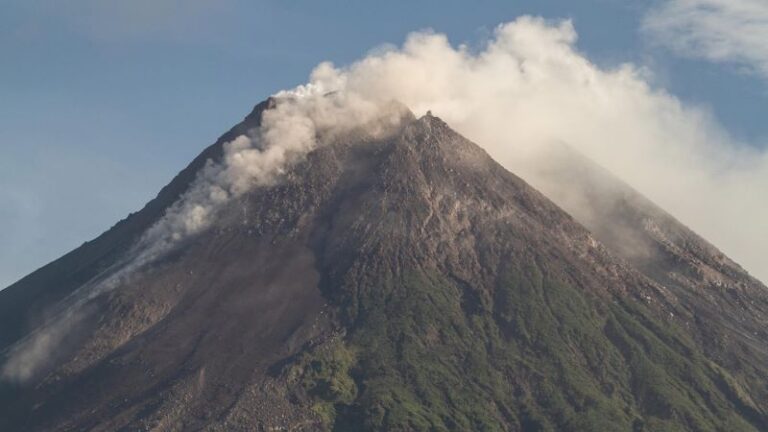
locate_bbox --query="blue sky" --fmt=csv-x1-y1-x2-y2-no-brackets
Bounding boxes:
1,0,767,288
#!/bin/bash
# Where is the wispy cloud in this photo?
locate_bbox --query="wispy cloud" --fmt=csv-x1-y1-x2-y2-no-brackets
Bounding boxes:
643,0,768,79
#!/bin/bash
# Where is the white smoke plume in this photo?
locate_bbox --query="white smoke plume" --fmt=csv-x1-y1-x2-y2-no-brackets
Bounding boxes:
135,89,405,261
291,16,767,283
69,17,768,284
4,15,767,383
1,307,86,383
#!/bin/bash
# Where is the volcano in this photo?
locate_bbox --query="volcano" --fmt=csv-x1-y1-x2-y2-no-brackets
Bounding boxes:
1,99,766,431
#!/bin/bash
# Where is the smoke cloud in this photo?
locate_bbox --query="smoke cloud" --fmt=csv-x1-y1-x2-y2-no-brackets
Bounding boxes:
136,89,406,261
37,16,768,286
1,307,86,383
4,15,767,383
289,16,767,283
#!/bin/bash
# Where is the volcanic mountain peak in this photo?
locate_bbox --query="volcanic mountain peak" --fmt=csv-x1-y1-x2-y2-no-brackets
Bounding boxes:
1,100,766,431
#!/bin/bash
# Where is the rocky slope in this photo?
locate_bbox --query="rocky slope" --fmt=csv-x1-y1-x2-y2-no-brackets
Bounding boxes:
0,100,766,431
525,144,768,408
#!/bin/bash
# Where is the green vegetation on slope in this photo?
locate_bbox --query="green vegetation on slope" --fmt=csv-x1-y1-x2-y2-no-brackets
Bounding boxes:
288,257,761,431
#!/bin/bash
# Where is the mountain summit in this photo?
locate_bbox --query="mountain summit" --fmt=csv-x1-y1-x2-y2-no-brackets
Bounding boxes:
1,100,766,431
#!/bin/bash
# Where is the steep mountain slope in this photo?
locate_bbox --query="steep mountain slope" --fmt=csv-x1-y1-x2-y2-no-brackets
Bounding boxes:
524,145,768,407
0,98,276,352
1,101,766,431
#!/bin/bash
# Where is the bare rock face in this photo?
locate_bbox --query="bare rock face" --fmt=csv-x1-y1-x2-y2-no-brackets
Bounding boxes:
1,101,766,431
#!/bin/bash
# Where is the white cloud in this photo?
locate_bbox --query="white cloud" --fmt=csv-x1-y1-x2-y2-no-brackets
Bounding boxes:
643,0,768,78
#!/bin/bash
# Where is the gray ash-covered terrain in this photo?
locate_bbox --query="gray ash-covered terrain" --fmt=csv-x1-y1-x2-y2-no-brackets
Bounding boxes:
1,99,766,431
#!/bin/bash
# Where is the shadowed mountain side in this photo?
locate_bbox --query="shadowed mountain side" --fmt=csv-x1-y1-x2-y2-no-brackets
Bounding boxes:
0,98,277,352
